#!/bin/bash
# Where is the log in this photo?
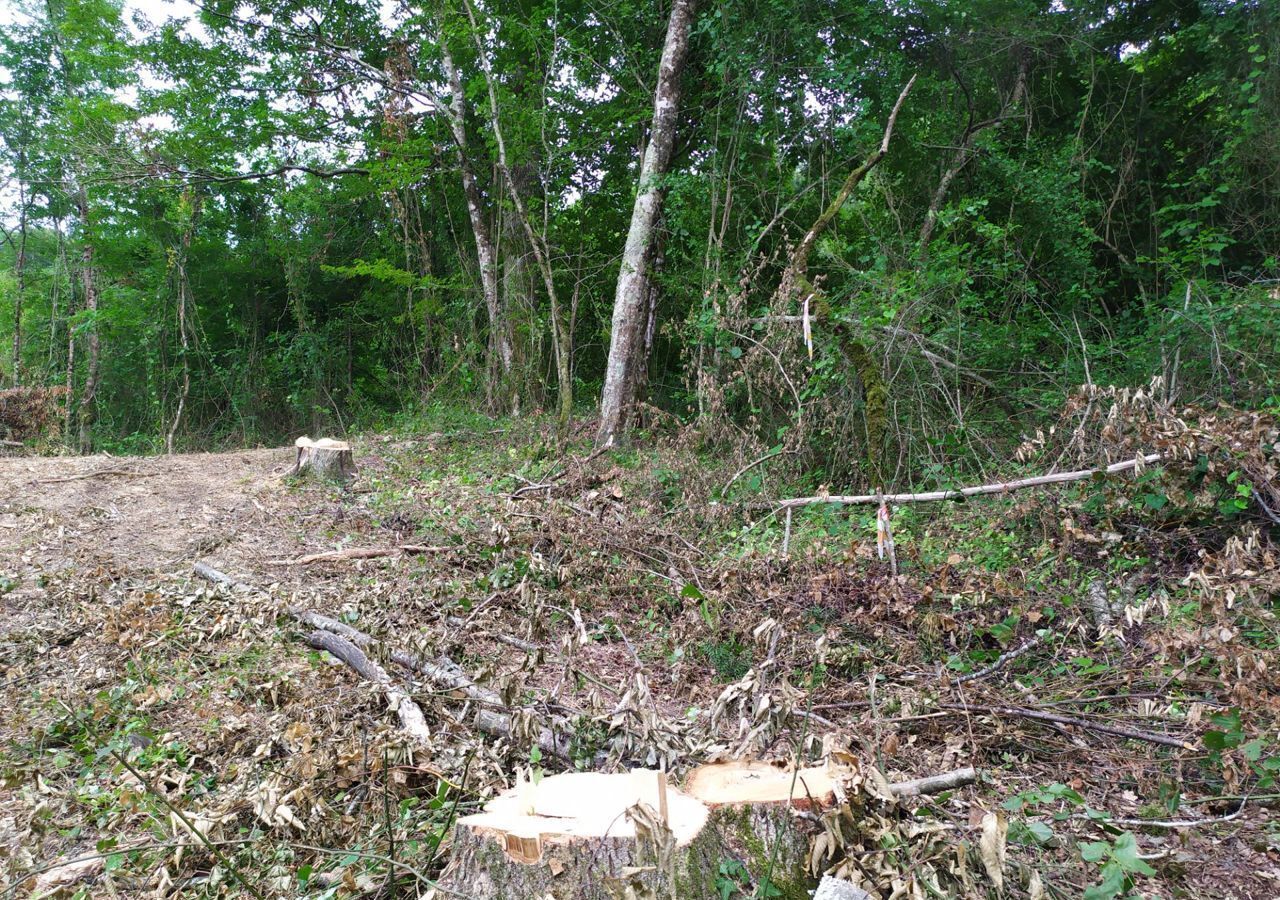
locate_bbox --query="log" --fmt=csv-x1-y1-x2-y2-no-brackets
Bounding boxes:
440,760,975,900
289,436,356,482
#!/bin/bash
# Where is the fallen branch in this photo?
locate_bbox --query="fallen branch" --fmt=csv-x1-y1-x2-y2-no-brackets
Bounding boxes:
40,468,158,484
889,765,977,797
939,702,1193,750
193,561,256,592
777,454,1162,509
722,447,792,496
955,634,1045,684
285,606,576,761
1101,803,1248,830
305,630,433,744
275,544,456,565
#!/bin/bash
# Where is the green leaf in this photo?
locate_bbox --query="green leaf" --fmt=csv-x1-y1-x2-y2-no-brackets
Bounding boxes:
1082,862,1127,900
1080,840,1110,863
1111,832,1157,875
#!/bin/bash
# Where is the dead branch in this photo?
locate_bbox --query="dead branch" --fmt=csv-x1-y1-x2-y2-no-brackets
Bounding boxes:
889,766,977,797
275,545,456,565
193,561,256,592
40,468,157,484
722,447,792,495
778,454,1161,509
955,634,1045,684
1101,803,1248,829
284,607,577,762
303,630,432,744
938,703,1193,750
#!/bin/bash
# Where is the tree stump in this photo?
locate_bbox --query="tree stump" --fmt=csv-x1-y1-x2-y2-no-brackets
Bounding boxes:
289,436,355,482
439,761,843,900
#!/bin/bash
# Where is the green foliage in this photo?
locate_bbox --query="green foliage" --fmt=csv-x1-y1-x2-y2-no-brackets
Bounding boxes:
0,0,1275,463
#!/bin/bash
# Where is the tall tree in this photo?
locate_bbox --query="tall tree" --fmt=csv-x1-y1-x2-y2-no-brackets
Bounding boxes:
597,0,696,445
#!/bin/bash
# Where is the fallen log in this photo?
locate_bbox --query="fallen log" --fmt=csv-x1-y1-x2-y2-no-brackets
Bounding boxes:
440,759,975,900
289,436,356,482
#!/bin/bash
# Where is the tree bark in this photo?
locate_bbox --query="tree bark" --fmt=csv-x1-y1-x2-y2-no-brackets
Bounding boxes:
74,183,100,454
596,0,697,446
441,39,514,401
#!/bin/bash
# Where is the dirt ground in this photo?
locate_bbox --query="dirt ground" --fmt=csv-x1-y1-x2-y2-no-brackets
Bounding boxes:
2,437,1278,899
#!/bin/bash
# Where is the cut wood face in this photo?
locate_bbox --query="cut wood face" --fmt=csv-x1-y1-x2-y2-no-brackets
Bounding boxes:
456,770,709,863
684,759,842,809
294,435,351,451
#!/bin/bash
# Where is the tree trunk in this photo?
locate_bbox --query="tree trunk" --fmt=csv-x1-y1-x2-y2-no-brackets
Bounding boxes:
167,194,200,454
461,0,573,433
440,760,976,900
289,436,356,482
74,184,99,454
440,765,815,900
441,39,514,406
917,59,1027,256
597,0,696,446
12,165,27,387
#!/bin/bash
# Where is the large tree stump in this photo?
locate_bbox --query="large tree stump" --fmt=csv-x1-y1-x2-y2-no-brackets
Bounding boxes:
289,436,355,482
440,762,846,900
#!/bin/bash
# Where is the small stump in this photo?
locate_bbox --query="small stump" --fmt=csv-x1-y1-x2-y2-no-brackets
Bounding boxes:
440,761,841,899
290,436,355,482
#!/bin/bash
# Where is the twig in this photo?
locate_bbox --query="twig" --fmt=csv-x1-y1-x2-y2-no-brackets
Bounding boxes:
722,448,790,495
938,702,1194,750
955,634,1045,684
1100,803,1248,830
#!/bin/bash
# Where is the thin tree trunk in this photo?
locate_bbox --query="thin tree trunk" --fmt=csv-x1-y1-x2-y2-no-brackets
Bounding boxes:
12,160,28,386
917,60,1027,256
441,39,513,406
460,0,572,432
74,184,100,454
596,0,697,446
166,194,200,454
771,77,916,481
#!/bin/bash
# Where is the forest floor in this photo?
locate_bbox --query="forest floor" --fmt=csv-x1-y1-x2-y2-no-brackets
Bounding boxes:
2,414,1278,899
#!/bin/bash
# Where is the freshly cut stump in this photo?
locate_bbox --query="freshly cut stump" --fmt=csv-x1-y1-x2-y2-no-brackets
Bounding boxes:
290,436,355,482
441,762,837,900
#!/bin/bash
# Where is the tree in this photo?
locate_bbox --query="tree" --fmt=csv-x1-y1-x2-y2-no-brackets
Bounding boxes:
596,0,697,445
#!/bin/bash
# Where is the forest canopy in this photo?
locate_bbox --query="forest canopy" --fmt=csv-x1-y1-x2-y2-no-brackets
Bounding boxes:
1,0,1276,481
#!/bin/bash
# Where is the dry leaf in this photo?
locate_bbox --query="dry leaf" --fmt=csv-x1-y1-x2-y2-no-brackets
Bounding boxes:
979,810,1007,892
